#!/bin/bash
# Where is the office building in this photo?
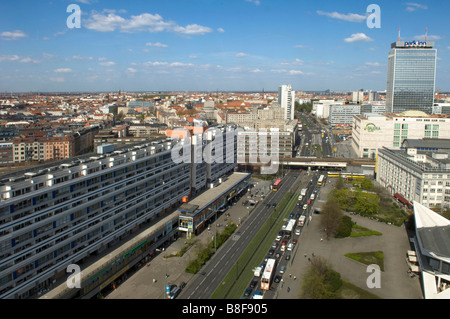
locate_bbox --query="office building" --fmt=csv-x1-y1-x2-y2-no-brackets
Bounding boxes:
329,104,361,127
351,111,450,158
278,85,295,120
386,40,437,114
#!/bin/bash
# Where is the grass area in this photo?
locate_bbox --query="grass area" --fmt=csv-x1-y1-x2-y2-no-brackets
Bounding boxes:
344,251,384,272
350,224,382,237
210,191,299,299
337,280,382,299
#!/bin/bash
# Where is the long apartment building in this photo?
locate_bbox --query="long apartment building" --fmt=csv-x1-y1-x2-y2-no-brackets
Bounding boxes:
0,128,238,299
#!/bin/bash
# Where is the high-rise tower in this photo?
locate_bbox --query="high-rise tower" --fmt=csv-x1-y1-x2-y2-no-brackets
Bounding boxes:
278,84,295,120
386,38,437,114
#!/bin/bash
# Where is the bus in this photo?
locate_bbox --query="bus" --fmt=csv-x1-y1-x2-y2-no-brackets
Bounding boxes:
317,175,325,186
284,219,297,235
272,179,282,191
261,258,276,291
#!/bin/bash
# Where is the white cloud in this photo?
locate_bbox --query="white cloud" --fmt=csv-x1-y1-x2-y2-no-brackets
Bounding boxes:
173,24,213,35
251,68,263,73
344,33,374,43
405,3,428,12
365,62,381,67
146,42,168,47
236,52,249,58
413,34,443,41
288,70,303,75
19,57,40,64
54,68,72,73
245,0,261,5
127,67,137,73
85,11,212,35
281,59,304,66
0,55,20,62
1,30,27,40
317,10,367,23
99,61,116,66
217,28,225,33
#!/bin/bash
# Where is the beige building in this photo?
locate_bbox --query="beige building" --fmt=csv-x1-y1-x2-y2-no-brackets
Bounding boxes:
352,111,450,159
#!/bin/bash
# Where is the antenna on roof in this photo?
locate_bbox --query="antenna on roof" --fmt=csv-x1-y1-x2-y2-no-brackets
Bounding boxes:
398,27,401,42
425,27,428,42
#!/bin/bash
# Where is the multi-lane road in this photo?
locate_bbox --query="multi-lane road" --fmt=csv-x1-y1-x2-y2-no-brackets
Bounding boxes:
180,170,301,299
244,173,320,299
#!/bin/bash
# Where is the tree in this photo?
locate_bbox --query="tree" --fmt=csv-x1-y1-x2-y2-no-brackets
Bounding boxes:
320,199,344,239
300,256,342,299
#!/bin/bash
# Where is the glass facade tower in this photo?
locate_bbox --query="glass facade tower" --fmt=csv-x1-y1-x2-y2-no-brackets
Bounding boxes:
386,41,437,114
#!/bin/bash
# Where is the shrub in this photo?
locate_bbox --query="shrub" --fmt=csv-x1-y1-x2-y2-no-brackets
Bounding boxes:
336,215,353,238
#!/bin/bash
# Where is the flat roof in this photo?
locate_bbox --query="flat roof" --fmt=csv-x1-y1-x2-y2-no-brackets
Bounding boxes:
178,172,250,216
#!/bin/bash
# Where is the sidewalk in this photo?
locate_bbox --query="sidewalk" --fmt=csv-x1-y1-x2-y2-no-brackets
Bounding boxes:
105,177,273,299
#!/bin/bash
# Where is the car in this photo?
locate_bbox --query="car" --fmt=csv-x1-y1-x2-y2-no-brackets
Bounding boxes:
250,280,257,289
295,228,301,236
268,249,274,255
285,254,291,260
279,265,287,274
274,275,281,283
287,243,294,251
244,287,253,297
292,238,297,245
275,235,282,241
303,204,308,210
271,242,278,249
275,252,281,259
272,203,276,207
179,281,186,289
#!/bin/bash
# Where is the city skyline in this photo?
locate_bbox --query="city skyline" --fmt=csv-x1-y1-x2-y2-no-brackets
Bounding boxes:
1,0,449,93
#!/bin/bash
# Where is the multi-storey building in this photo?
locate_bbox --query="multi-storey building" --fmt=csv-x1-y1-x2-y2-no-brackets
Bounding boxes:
329,104,361,127
352,111,450,158
386,40,437,114
0,138,192,298
278,84,295,120
376,145,450,209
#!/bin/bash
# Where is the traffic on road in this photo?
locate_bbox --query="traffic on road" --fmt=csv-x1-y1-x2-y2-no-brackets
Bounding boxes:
242,173,323,299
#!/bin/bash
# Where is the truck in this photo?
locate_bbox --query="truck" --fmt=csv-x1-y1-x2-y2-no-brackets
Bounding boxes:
301,188,307,197
299,215,306,227
254,266,263,277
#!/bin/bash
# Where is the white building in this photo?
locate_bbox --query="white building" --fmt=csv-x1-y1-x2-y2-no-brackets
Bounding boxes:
376,145,450,209
278,84,295,120
352,111,450,158
411,201,450,299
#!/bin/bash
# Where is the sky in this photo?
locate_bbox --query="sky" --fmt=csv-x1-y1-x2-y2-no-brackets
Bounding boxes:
0,0,449,93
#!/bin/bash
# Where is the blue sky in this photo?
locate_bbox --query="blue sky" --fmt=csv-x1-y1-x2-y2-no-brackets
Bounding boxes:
0,0,449,93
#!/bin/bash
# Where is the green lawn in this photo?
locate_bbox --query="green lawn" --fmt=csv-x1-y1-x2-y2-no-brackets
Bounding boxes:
337,280,382,299
350,224,382,237
344,251,385,272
